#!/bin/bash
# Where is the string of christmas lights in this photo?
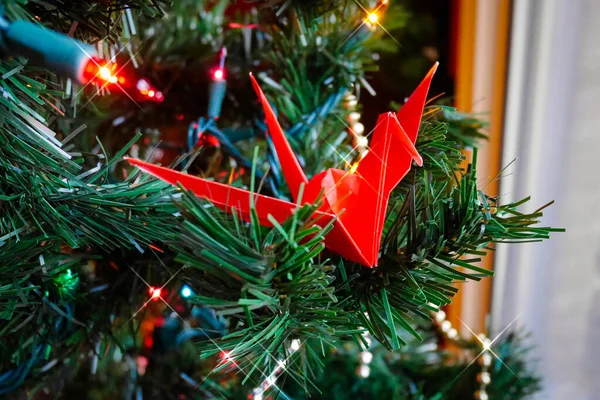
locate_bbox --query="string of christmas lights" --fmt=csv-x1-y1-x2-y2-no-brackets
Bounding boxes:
356,331,374,378
250,339,302,400
433,308,492,400
345,93,369,161
0,11,164,104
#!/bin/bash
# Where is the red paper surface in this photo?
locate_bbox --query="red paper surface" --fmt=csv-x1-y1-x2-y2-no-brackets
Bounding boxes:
126,63,437,266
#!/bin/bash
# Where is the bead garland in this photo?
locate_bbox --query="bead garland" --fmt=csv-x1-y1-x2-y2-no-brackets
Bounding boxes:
434,309,492,400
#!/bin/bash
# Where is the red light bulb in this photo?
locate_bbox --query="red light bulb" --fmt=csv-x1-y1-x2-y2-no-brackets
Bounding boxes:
148,287,162,299
81,59,164,103
82,58,124,86
136,79,164,103
228,22,258,29
144,337,154,348
220,351,236,366
99,66,117,83
83,58,112,84
213,69,225,81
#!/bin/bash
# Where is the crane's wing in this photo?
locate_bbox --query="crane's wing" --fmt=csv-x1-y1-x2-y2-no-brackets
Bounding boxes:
397,62,438,143
126,157,334,228
250,74,308,201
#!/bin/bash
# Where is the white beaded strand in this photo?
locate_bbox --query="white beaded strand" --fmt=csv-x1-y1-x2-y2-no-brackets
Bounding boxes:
431,307,492,400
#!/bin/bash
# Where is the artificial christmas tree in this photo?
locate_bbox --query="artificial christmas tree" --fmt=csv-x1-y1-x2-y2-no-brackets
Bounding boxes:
0,1,561,399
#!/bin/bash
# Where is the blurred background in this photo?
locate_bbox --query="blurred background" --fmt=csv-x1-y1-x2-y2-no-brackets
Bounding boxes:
424,1,598,399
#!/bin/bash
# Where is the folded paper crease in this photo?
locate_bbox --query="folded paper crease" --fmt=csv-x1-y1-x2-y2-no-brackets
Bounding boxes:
126,62,438,267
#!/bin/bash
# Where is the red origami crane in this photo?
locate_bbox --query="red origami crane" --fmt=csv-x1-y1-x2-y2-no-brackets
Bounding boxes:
126,63,437,267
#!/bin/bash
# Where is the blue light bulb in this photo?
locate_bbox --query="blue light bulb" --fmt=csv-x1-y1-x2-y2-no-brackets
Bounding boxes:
181,285,192,298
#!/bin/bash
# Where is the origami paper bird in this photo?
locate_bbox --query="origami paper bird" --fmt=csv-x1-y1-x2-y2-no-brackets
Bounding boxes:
126,63,437,267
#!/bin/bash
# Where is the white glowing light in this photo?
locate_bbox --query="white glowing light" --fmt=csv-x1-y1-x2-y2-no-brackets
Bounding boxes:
348,112,361,123
136,79,150,91
435,310,446,322
482,338,491,351
475,390,489,400
266,375,277,387
481,352,492,367
367,13,378,24
441,320,452,332
277,359,287,369
352,122,365,135
357,365,371,378
359,351,373,364
290,339,301,352
357,136,369,148
479,371,491,385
